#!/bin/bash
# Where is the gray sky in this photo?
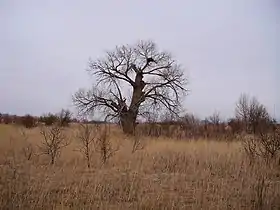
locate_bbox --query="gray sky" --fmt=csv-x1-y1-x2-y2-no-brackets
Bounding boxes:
0,0,279,120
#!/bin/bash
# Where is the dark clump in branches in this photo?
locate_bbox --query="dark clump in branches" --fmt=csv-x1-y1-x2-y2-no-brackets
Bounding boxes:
73,40,188,134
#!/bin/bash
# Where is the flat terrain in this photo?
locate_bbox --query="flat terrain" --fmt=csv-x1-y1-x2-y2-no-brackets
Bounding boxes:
0,124,280,209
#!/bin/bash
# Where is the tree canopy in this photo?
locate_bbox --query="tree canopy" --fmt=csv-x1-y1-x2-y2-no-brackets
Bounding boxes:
73,40,188,134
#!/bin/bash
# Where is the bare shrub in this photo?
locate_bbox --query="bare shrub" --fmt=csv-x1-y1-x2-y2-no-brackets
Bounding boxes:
140,122,162,137
242,128,280,164
39,109,72,127
18,128,34,161
242,135,258,164
58,109,72,127
2,114,12,124
208,111,221,125
180,113,201,139
39,113,58,126
258,129,280,161
204,111,226,139
227,118,243,135
96,125,119,164
20,114,37,128
76,123,99,168
39,125,70,165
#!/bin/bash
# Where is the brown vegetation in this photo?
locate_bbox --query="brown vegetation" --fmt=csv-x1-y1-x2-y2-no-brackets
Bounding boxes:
0,121,279,209
0,109,73,128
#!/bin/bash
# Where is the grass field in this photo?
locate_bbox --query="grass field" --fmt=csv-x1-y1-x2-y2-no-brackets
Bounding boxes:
0,124,280,209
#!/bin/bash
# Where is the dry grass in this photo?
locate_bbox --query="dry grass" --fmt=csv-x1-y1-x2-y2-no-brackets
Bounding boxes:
0,124,280,209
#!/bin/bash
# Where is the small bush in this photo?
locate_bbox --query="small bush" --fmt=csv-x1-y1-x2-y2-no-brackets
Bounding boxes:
39,124,70,165
76,123,99,168
21,115,36,128
96,125,119,165
243,126,280,164
39,113,58,126
58,109,72,127
3,115,12,124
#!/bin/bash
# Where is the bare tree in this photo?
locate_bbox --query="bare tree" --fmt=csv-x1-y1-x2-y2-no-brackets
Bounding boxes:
208,111,221,125
235,94,271,134
248,97,271,134
235,93,250,131
76,123,99,168
73,40,188,134
39,125,70,165
58,109,72,127
180,113,201,138
181,113,200,126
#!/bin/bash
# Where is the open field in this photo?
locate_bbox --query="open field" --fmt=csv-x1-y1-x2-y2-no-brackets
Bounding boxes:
0,124,280,209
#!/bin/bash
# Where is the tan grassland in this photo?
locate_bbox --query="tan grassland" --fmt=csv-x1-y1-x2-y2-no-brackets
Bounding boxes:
0,124,279,209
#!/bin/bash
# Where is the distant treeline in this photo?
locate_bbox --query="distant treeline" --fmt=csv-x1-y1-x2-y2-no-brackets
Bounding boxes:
1,98,279,141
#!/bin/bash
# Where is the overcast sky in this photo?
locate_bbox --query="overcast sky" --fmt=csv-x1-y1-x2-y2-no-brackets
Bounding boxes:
0,0,279,120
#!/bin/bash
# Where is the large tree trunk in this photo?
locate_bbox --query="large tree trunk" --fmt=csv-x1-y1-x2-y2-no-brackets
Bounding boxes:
120,72,145,135
120,111,137,135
